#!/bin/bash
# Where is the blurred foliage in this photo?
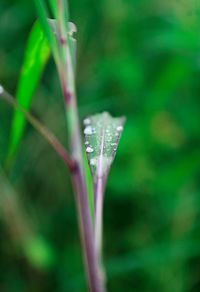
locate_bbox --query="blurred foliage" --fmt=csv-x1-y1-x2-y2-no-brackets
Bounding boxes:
0,0,200,291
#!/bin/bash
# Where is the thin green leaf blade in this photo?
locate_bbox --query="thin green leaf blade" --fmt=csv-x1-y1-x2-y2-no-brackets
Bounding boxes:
83,112,126,182
48,0,58,18
34,0,54,45
7,21,50,160
34,0,59,64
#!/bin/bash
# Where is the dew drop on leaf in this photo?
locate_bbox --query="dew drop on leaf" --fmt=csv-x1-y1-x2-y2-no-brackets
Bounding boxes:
117,126,123,132
84,126,93,135
84,118,91,126
90,158,97,166
86,146,94,153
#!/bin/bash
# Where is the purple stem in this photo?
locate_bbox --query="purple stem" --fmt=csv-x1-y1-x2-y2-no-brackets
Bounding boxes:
56,3,106,288
94,177,106,289
72,167,105,292
60,51,106,292
61,85,105,291
95,178,104,260
94,123,106,266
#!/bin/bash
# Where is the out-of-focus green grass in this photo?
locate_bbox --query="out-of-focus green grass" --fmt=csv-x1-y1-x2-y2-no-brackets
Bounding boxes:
0,0,200,291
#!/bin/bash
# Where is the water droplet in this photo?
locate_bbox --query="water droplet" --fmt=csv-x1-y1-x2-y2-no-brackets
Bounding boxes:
86,146,94,153
84,126,93,135
83,118,91,126
90,158,96,166
0,85,4,95
117,126,123,131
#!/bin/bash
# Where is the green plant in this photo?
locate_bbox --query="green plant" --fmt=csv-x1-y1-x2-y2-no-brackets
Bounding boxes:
0,1,125,291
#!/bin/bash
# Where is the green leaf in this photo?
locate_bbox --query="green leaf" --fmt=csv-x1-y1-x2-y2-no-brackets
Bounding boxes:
34,0,55,46
83,112,125,261
83,112,126,184
48,0,58,18
34,0,60,65
7,21,50,161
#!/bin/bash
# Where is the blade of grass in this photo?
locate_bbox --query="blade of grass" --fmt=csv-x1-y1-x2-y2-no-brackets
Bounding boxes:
7,21,50,163
83,112,125,267
34,0,60,67
34,0,56,48
48,0,58,18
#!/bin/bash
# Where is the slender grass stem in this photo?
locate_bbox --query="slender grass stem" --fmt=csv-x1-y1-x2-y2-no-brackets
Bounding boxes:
55,1,106,290
72,168,105,292
0,86,76,171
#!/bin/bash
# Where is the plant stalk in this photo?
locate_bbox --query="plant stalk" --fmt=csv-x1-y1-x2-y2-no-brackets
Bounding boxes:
94,178,105,261
60,51,106,292
94,126,106,266
94,177,106,289
56,2,106,290
72,167,105,292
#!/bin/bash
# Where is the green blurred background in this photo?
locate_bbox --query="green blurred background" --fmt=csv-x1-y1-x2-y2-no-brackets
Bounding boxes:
1,0,200,291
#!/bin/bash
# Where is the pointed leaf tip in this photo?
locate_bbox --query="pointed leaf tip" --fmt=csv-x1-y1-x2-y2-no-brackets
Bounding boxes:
83,112,125,182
